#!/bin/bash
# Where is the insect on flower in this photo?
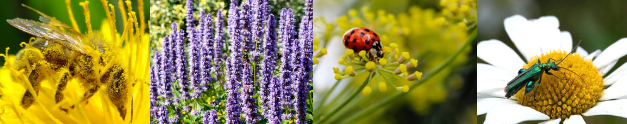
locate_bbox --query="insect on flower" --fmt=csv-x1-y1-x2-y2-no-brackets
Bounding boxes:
6,4,129,119
342,27,384,61
504,41,584,99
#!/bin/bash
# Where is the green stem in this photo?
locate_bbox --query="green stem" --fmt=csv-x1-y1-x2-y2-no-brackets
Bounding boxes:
317,77,354,115
337,30,476,124
313,79,341,117
317,72,374,124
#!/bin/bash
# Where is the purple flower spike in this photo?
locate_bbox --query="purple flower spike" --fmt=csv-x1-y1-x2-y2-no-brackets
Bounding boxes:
268,76,282,124
239,3,253,53
186,0,195,39
279,8,296,120
150,52,160,118
213,10,225,83
260,13,277,117
200,12,215,92
241,64,259,123
204,110,219,124
175,28,189,101
156,105,169,124
252,0,264,53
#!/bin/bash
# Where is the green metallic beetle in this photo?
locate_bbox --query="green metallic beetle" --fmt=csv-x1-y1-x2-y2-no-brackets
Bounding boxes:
504,41,583,98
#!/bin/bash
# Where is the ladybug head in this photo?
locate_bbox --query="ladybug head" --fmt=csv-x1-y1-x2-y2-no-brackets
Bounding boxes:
369,40,384,59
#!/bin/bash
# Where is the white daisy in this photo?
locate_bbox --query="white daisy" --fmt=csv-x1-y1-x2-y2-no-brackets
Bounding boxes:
477,15,627,123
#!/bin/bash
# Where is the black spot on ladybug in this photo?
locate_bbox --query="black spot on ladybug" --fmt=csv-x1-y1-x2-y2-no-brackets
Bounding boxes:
346,35,350,39
353,38,357,43
365,39,370,44
344,40,349,46
352,46,357,51
360,32,365,37
364,29,370,32
350,30,355,35
373,32,378,37
363,46,367,50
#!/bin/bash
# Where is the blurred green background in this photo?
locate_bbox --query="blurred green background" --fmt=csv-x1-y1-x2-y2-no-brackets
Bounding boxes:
0,0,149,65
478,0,627,123
314,0,477,123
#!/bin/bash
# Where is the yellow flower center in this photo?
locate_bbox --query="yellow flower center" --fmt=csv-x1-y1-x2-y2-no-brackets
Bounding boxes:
516,50,603,119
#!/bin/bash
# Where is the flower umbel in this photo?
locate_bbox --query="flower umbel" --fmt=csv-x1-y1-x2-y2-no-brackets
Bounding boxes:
334,43,422,95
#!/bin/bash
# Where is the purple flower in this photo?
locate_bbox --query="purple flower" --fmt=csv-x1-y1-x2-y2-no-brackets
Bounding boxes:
175,27,189,101
204,110,219,124
241,64,259,123
251,0,264,53
189,30,201,99
151,52,161,108
225,2,242,123
213,9,225,71
190,109,201,116
260,13,277,117
267,76,283,124
239,3,253,54
305,0,313,21
186,0,195,39
169,115,179,123
279,8,296,119
201,12,215,92
156,105,169,124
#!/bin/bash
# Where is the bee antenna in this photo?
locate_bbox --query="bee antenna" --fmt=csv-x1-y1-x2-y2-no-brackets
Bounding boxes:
557,40,582,65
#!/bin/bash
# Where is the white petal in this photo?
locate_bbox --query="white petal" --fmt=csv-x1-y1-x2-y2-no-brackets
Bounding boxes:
583,99,627,118
525,16,563,55
598,61,617,76
477,63,516,94
484,103,550,124
540,119,562,124
603,62,627,86
505,15,566,61
504,15,543,60
560,32,573,52
563,115,585,124
600,76,627,100
477,98,515,115
593,38,627,73
478,40,526,71
585,49,601,60
576,46,588,57
478,90,508,99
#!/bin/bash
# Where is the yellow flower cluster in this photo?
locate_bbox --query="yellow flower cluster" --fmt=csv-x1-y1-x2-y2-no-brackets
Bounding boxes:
517,50,603,119
320,1,475,115
314,36,327,65
0,1,149,123
333,43,422,95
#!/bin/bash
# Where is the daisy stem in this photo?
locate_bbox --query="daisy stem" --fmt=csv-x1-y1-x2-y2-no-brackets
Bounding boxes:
313,79,341,116
337,29,476,124
317,72,374,123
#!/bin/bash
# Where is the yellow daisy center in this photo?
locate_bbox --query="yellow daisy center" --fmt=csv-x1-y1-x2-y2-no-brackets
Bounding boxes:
516,50,603,119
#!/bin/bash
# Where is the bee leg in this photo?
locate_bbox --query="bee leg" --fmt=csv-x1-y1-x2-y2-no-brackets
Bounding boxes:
20,68,41,108
55,71,71,113
20,62,52,108
106,69,128,119
80,85,100,103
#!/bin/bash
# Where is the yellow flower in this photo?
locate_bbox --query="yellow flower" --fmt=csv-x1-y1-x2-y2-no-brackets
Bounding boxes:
0,1,149,123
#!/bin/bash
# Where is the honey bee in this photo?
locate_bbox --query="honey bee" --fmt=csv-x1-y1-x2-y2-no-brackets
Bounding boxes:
6,4,129,119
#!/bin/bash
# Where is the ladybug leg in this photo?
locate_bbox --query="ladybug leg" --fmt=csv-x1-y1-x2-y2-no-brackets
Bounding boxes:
369,48,379,62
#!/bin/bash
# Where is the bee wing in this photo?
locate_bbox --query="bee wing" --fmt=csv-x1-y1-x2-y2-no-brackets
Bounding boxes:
7,18,88,55
22,4,83,36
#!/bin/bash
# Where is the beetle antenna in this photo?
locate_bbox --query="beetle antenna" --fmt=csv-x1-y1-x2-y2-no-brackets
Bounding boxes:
557,40,581,65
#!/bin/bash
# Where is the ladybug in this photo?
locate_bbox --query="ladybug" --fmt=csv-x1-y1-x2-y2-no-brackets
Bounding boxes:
342,27,384,59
